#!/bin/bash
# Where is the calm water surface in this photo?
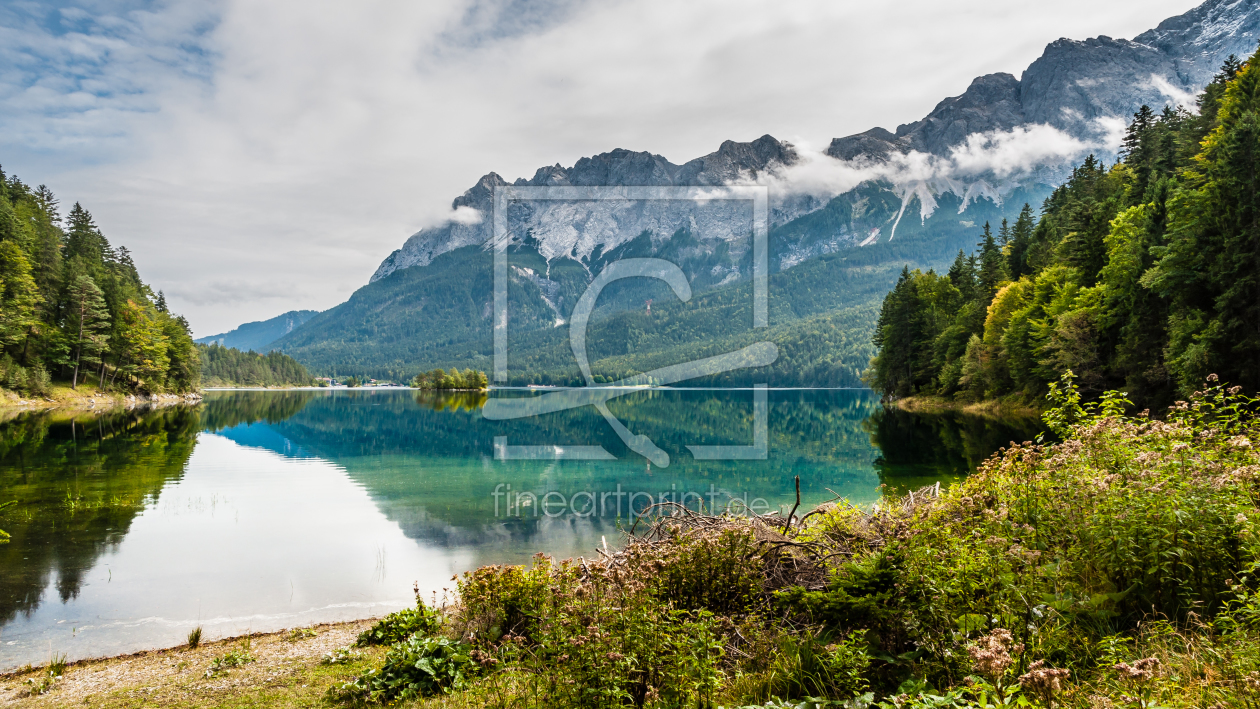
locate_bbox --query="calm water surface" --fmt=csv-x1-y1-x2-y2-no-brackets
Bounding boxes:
0,388,1040,668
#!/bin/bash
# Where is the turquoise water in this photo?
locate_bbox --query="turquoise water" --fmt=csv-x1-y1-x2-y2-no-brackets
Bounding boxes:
0,388,1041,669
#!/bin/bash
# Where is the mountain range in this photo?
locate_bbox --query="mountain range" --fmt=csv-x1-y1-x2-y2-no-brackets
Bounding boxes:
196,310,319,352
253,0,1260,385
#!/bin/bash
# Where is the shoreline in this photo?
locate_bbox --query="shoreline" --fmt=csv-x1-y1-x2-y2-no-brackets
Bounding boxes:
0,386,202,414
0,618,383,706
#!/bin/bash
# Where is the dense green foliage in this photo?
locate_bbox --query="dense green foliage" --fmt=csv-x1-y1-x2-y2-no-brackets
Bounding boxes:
335,376,1260,707
355,604,444,647
198,343,313,387
0,168,198,394
411,368,489,390
338,634,481,703
867,53,1260,409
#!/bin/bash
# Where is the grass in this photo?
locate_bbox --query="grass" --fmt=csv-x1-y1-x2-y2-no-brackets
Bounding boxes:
187,627,202,649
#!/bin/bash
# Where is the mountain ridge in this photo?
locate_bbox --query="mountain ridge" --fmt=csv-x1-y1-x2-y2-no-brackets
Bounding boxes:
196,310,320,353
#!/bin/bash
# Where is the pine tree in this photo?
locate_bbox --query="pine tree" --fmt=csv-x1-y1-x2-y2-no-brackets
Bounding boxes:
976,222,1007,306
1007,204,1036,279
114,300,169,391
0,239,39,352
65,203,108,265
946,250,976,302
1123,105,1157,200
34,185,59,225
66,274,110,389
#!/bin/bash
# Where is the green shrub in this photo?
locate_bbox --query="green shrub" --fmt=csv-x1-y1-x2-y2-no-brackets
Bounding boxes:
355,602,443,647
647,526,765,616
335,635,479,702
457,555,569,642
775,550,903,642
537,603,722,708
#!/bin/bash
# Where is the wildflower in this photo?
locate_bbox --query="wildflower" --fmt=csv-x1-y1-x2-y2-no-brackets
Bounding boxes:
967,629,1023,683
1114,656,1159,682
1018,659,1070,705
1237,513,1249,525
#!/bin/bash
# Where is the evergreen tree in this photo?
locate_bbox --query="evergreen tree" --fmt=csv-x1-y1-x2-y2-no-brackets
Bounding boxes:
65,203,108,266
66,274,110,389
114,300,170,392
946,249,976,301
975,222,1007,305
0,240,39,352
34,185,59,225
1007,204,1036,279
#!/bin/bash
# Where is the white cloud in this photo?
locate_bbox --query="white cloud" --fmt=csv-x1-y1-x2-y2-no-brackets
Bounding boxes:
0,0,1204,335
447,205,484,225
764,118,1121,203
1148,73,1201,111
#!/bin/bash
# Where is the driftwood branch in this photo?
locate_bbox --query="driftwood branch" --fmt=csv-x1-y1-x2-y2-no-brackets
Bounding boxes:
782,475,801,534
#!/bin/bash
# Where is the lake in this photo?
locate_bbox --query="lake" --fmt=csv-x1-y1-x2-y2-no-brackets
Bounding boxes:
0,388,1041,669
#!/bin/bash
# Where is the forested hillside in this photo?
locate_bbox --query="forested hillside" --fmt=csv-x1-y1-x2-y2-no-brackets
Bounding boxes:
0,168,198,395
199,343,313,388
867,53,1259,409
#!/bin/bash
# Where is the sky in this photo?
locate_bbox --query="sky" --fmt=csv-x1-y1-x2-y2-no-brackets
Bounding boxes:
0,0,1205,337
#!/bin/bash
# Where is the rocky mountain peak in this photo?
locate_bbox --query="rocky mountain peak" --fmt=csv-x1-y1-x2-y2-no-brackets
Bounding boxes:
829,0,1260,163
369,134,797,282
452,171,508,211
